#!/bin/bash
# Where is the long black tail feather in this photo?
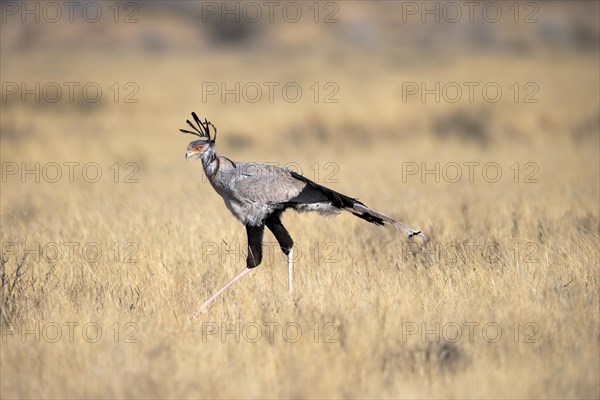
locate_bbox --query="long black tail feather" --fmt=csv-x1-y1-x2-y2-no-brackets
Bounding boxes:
288,171,426,240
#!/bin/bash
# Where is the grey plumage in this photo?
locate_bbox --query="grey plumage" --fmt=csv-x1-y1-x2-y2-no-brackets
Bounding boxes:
203,156,308,226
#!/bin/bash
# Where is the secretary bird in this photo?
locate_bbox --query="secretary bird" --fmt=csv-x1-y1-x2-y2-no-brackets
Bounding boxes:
181,112,426,314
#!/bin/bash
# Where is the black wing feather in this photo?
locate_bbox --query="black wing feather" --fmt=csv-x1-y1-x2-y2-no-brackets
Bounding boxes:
286,171,385,225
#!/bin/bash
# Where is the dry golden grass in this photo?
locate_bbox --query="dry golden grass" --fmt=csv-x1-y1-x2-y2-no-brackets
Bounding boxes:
1,3,599,399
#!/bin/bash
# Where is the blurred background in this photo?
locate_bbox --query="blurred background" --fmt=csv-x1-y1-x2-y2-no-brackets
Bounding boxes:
1,1,599,399
2,1,598,154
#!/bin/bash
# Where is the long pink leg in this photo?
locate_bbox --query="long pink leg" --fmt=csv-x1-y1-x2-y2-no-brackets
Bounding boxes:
192,267,253,316
288,248,293,295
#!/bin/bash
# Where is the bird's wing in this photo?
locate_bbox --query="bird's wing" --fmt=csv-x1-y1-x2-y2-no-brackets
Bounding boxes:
229,162,306,204
286,171,428,241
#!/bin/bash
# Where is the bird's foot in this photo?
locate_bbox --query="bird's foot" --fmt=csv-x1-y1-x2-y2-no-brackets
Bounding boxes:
191,306,208,318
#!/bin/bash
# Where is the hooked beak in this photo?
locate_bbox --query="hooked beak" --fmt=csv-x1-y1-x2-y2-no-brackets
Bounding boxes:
185,150,199,160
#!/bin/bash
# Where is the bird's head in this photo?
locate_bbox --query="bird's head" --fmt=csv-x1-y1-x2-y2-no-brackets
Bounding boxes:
185,138,212,160
180,112,217,160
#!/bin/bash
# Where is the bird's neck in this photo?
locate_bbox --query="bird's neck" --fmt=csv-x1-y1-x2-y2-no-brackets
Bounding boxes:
200,147,220,178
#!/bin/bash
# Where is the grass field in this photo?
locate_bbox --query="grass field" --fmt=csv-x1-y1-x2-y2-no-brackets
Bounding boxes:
1,2,599,399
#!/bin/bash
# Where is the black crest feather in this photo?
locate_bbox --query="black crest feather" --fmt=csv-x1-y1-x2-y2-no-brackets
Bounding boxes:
180,112,217,144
